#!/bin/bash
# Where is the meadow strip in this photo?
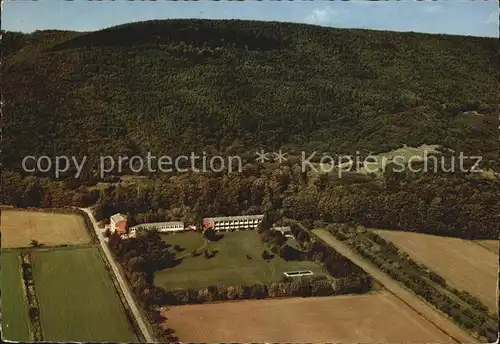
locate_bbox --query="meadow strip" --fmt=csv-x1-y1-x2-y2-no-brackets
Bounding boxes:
0,251,31,341
31,247,138,342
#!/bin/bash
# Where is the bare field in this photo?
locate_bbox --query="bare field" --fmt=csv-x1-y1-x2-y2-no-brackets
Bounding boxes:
375,230,498,312
0,209,90,248
474,240,498,255
163,292,452,343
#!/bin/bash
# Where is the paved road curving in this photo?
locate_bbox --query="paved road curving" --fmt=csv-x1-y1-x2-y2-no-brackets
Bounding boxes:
312,229,477,344
80,208,155,343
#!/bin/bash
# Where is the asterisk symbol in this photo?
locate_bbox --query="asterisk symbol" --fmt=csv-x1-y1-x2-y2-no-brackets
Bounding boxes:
273,150,287,164
255,149,270,163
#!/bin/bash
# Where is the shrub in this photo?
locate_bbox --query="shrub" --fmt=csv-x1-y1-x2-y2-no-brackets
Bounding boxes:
28,306,39,319
428,271,446,286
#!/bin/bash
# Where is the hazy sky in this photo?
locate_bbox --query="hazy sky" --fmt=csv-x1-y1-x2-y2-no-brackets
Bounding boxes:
2,0,499,38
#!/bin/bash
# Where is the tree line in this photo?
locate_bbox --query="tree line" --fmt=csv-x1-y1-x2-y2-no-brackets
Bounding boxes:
18,252,43,342
3,159,498,241
328,224,498,342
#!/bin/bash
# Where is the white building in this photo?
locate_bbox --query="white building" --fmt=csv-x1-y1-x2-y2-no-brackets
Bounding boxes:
129,221,185,234
203,214,264,231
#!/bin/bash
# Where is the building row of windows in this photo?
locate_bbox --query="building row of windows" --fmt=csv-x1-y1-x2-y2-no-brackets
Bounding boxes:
158,224,184,229
213,223,259,227
130,223,184,231
213,219,260,225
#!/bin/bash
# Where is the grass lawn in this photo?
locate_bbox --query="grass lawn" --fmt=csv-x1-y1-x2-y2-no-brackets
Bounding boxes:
0,251,32,341
31,247,137,342
160,231,207,255
311,144,440,177
286,237,301,250
155,231,324,290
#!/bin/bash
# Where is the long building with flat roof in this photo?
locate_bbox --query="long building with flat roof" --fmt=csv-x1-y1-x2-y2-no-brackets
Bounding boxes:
203,214,264,231
130,221,184,233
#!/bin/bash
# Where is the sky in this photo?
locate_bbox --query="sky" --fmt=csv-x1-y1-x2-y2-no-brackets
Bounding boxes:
1,0,498,38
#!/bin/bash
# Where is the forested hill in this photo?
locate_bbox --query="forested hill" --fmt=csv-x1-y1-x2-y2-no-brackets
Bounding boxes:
3,19,498,173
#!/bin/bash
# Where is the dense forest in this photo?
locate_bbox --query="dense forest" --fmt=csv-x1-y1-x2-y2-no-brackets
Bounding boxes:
3,159,498,240
2,20,498,240
3,19,498,175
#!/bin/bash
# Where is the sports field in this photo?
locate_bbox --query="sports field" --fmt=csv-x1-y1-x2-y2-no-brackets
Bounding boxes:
164,292,453,342
375,230,498,312
1,209,90,248
155,231,324,290
30,247,137,342
0,251,32,341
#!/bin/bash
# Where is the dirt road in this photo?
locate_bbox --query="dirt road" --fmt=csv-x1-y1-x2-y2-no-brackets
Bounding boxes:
312,229,477,344
80,208,155,343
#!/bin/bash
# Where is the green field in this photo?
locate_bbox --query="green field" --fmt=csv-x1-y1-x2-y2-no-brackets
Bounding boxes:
0,251,31,341
313,144,441,177
30,247,137,342
160,231,207,254
155,231,324,290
